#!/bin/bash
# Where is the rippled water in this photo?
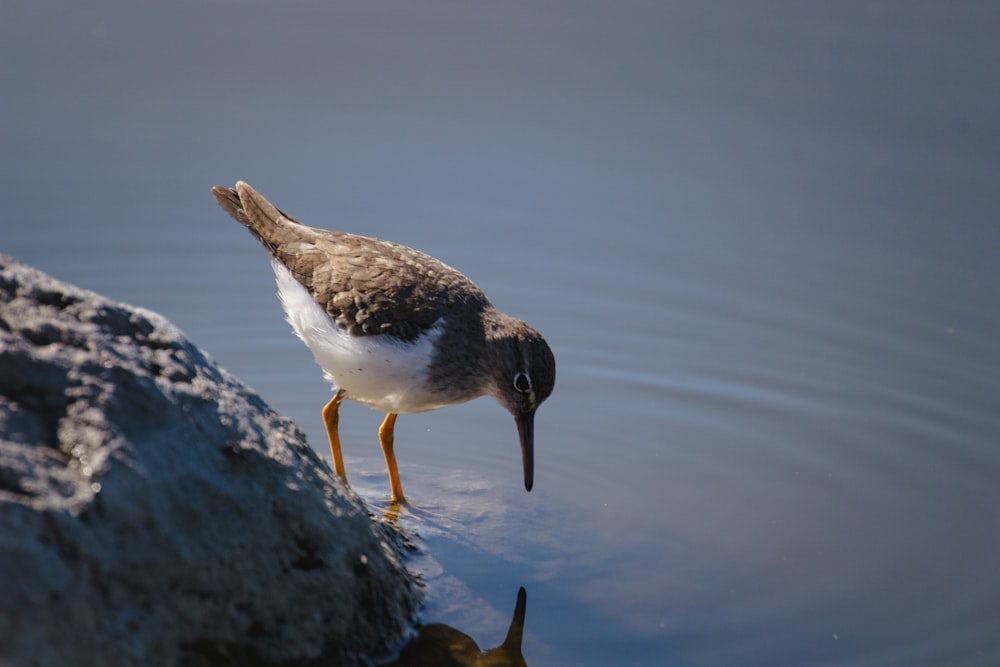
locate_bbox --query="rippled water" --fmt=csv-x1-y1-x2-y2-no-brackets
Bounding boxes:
4,2,999,665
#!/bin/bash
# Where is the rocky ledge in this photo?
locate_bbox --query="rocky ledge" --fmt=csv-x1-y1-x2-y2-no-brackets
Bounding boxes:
0,255,421,667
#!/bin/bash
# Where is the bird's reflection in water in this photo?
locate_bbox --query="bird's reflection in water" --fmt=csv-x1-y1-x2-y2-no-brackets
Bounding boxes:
386,587,528,667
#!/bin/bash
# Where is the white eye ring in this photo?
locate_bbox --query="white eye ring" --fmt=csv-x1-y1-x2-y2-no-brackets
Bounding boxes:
513,371,532,393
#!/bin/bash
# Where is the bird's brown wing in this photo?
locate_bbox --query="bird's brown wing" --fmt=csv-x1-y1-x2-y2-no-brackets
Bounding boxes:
213,182,490,341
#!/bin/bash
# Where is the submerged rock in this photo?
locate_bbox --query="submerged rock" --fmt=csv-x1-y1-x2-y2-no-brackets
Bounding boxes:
0,255,421,667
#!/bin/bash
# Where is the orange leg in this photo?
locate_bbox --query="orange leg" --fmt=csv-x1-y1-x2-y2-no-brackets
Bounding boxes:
322,390,347,482
378,413,405,504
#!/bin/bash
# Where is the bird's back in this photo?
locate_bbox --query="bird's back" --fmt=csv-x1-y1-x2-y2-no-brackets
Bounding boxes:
213,182,491,341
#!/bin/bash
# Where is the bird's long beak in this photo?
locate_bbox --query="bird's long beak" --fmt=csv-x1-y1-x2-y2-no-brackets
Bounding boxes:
514,410,535,491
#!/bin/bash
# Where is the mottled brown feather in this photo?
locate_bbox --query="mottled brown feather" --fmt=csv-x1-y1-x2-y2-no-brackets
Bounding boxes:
212,182,492,342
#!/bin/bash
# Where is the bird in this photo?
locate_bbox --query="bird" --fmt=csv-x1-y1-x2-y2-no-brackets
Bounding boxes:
388,586,528,666
211,181,555,504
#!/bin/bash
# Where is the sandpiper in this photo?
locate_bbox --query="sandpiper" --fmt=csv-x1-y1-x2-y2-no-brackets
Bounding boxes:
212,182,555,503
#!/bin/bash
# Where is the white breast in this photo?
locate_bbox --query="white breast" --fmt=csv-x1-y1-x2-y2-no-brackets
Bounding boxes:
270,258,448,414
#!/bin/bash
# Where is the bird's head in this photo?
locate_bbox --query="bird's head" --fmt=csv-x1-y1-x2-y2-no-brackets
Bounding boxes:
486,320,556,492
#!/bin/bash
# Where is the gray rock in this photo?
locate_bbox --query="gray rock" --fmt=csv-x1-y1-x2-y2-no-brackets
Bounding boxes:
0,255,421,667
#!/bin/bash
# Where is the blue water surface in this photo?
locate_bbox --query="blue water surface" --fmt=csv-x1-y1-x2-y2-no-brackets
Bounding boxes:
3,2,999,665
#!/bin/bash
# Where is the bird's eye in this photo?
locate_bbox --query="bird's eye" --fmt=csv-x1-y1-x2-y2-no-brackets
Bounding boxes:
513,371,532,393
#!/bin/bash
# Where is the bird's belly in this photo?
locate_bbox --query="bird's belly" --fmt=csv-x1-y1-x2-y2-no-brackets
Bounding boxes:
271,259,450,414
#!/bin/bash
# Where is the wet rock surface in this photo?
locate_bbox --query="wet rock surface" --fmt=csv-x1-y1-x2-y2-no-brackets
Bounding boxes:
0,255,421,667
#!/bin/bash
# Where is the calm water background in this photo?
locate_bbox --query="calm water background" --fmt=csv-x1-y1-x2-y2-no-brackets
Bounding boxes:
3,2,999,665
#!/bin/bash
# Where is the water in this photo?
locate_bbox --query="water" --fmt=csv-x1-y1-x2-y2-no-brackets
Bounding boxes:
3,2,999,665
